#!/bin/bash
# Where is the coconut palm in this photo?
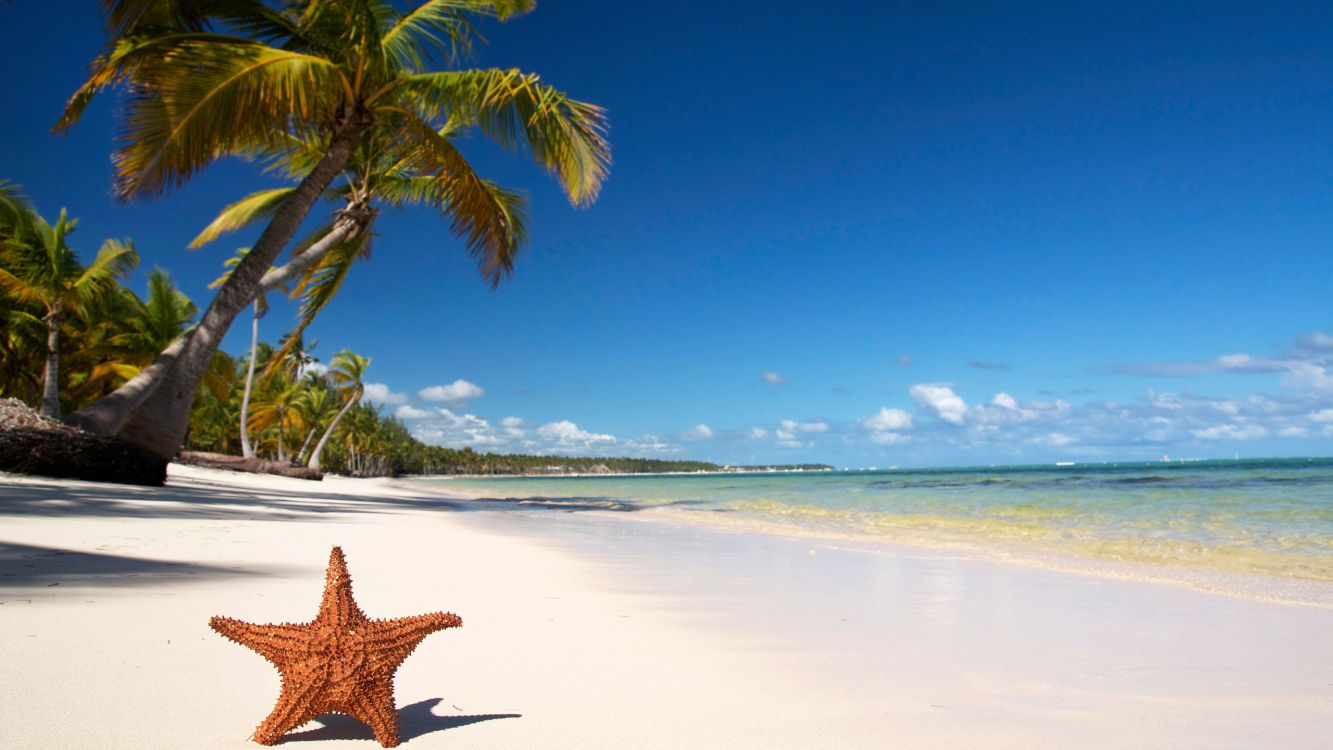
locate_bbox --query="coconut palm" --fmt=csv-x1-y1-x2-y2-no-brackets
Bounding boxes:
0,209,138,417
60,0,610,463
210,249,285,459
72,267,196,404
247,369,303,463
292,380,336,464
307,348,368,471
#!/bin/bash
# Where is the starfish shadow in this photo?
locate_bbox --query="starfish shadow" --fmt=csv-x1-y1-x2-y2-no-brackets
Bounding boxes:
280,699,520,744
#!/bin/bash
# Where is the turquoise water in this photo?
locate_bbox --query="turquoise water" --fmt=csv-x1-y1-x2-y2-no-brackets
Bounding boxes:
419,458,1333,580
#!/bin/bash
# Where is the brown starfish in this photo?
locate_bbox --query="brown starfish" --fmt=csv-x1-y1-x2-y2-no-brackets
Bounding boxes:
210,546,462,747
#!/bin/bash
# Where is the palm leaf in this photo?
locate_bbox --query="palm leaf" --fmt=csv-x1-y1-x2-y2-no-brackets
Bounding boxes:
190,187,298,248
0,180,36,237
393,68,610,206
113,40,347,198
379,0,534,69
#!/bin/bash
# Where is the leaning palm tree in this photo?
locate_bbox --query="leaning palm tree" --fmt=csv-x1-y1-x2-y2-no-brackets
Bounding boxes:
291,379,336,464
307,349,369,471
60,0,610,463
192,117,529,368
209,248,285,459
0,209,138,417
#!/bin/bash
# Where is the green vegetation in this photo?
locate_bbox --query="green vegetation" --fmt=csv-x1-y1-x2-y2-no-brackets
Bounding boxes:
54,0,610,462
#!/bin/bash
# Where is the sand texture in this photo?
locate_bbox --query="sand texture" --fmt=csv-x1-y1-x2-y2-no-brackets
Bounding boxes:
1,465,1330,749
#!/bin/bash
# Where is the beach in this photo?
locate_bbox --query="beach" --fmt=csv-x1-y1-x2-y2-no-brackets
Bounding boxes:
2,465,1331,749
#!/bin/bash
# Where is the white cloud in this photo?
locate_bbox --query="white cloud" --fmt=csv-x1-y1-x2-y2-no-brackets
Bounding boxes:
536,421,617,451
1279,426,1309,438
682,424,714,440
1191,424,1269,441
761,371,788,387
911,384,968,425
500,416,525,429
868,431,909,445
1282,363,1333,393
749,427,769,440
394,405,438,420
418,379,486,405
1035,432,1076,446
299,361,328,378
863,407,913,432
362,383,409,405
777,419,827,439
1309,409,1333,423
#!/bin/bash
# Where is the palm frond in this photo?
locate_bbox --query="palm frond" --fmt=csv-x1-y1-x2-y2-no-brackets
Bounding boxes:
74,239,140,302
113,40,347,199
380,0,535,69
190,187,297,248
0,180,37,237
394,68,610,206
394,112,526,285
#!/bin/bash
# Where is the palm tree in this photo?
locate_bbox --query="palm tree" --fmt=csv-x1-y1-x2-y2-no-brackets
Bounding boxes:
73,267,197,405
0,209,138,417
247,369,303,463
292,380,336,464
210,249,284,459
307,348,369,471
60,0,611,463
193,117,529,365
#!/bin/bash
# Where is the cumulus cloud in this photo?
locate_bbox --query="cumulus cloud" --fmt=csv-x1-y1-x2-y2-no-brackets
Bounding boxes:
1191,424,1269,441
749,427,769,440
536,421,617,452
863,407,913,432
910,384,968,425
972,393,1071,424
682,424,714,440
362,383,409,405
394,405,438,420
761,371,788,387
418,379,485,406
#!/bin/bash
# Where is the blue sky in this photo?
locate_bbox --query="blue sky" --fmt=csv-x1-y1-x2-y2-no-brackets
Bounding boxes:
2,1,1332,467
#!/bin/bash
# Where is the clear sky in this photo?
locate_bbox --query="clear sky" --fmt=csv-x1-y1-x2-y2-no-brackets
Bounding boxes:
2,1,1332,467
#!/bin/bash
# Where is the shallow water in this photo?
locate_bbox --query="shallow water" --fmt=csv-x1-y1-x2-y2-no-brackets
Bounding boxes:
418,458,1333,581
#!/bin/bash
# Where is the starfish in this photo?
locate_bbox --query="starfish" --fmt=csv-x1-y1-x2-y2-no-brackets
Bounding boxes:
210,546,462,747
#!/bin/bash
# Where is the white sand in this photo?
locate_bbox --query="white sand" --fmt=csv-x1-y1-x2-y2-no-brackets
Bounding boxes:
1,465,1330,749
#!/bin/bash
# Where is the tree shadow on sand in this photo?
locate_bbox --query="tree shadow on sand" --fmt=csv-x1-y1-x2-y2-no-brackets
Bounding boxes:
0,541,285,593
280,699,519,744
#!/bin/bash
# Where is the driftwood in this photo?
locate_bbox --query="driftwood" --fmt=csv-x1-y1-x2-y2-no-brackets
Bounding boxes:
177,451,324,481
0,424,168,487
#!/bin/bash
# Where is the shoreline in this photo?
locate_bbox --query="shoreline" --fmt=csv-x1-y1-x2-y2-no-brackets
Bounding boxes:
3,465,1331,748
402,476,1333,610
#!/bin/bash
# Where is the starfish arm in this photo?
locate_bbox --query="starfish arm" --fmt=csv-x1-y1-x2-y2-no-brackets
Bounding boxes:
252,678,326,746
209,616,311,666
318,546,369,625
347,689,402,748
361,612,462,671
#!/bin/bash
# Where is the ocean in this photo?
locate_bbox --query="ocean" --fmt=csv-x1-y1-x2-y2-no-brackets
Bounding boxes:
417,457,1333,582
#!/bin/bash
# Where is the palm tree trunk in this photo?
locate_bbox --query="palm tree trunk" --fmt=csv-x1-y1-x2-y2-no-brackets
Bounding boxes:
238,302,260,459
276,412,287,463
307,394,359,471
63,216,362,437
296,425,319,465
97,112,372,460
40,313,61,419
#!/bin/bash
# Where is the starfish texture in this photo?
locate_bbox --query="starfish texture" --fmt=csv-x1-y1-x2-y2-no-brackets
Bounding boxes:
210,546,462,747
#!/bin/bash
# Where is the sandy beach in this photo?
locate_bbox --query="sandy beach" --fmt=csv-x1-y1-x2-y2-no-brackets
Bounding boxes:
2,465,1331,749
